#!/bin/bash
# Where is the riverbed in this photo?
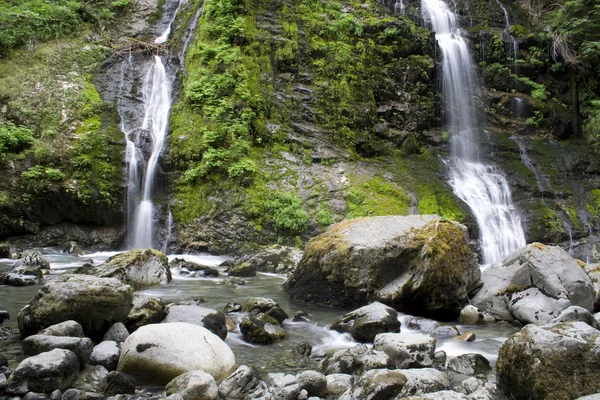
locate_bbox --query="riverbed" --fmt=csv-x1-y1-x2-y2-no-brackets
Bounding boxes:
0,248,518,374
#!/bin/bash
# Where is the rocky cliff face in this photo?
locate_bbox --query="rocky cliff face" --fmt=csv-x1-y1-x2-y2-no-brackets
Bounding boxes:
0,0,598,259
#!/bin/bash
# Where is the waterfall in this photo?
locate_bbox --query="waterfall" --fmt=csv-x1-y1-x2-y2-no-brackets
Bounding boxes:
121,0,202,249
421,0,526,264
494,0,519,72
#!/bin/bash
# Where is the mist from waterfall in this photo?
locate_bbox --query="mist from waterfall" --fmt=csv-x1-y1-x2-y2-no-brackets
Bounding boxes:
421,0,526,264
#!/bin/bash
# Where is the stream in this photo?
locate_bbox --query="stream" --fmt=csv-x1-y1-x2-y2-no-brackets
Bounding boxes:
0,249,518,375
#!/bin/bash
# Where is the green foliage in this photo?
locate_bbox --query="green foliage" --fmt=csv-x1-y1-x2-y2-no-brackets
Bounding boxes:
316,208,334,227
585,100,600,151
0,123,34,156
21,165,65,186
0,0,130,54
518,76,548,100
245,189,309,235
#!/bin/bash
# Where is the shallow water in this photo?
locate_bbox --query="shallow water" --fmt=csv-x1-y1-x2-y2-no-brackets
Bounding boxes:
0,248,518,373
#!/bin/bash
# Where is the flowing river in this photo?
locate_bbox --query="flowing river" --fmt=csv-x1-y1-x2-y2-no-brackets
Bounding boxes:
0,248,517,375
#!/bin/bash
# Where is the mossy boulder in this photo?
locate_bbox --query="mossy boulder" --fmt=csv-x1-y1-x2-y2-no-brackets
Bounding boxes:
283,215,480,317
122,294,167,332
497,321,600,400
239,315,287,345
471,243,594,324
118,322,236,385
18,274,133,339
75,249,170,290
228,262,257,277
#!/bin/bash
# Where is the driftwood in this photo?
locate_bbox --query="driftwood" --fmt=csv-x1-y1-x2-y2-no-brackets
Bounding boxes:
115,38,168,56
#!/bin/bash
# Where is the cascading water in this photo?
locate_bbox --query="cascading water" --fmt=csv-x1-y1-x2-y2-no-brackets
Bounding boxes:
117,0,203,249
421,0,526,264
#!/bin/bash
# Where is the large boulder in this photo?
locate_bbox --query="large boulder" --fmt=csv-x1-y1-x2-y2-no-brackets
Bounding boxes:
497,321,600,400
40,321,85,338
122,293,167,332
330,302,401,342
6,349,80,395
22,335,94,366
239,315,287,344
75,249,170,290
117,322,236,385
284,215,480,317
471,243,594,324
16,251,50,270
18,275,133,339
163,305,227,340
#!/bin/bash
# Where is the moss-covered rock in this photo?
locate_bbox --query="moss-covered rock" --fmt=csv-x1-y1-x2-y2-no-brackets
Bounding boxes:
284,215,480,318
18,274,133,339
75,249,171,290
239,315,287,345
497,321,600,400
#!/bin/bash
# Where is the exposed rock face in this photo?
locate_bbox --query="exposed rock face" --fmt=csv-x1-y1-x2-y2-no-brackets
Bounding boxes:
330,302,401,342
163,305,228,340
18,275,133,339
471,243,594,324
75,249,170,289
497,321,600,400
6,349,80,395
117,322,236,385
284,216,480,317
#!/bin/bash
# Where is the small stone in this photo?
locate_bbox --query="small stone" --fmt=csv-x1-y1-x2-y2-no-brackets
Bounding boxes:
103,323,129,343
223,303,242,314
165,370,218,400
296,371,327,397
100,371,137,396
292,311,312,322
294,342,312,358
447,354,491,376
326,374,352,397
456,331,476,342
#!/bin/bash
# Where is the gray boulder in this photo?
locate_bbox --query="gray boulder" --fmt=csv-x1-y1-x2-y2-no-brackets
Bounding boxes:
296,371,327,397
330,302,401,342
228,262,257,277
62,389,103,400
284,215,480,317
163,305,227,340
40,321,84,338
447,354,491,376
234,245,302,274
497,321,600,399
326,374,353,397
103,322,129,343
345,369,407,400
117,322,236,385
6,349,80,395
73,365,108,392
75,249,170,290
0,267,42,286
218,365,262,399
18,275,133,339
266,373,300,400
165,371,218,400
373,332,436,368
550,305,600,329
403,390,469,399
22,335,94,366
122,293,167,332
398,368,451,397
320,344,392,375
89,341,120,371
17,251,50,270
242,297,288,323
584,263,600,312
472,243,594,324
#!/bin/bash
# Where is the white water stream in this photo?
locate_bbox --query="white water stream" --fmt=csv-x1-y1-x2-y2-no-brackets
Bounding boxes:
421,0,526,264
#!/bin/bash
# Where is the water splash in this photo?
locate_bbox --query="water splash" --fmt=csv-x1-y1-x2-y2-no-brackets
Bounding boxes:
421,0,526,264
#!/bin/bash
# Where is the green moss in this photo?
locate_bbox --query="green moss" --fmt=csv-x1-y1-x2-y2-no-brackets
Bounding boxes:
417,186,465,222
345,176,410,219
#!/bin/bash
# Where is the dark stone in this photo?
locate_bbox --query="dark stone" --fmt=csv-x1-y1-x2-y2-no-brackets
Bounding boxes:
223,303,242,314
330,302,401,342
294,342,312,357
100,371,137,396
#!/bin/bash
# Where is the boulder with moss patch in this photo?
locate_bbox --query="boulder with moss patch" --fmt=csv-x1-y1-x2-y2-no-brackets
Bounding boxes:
497,321,600,400
471,243,594,324
75,249,170,290
284,215,480,317
18,274,133,339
